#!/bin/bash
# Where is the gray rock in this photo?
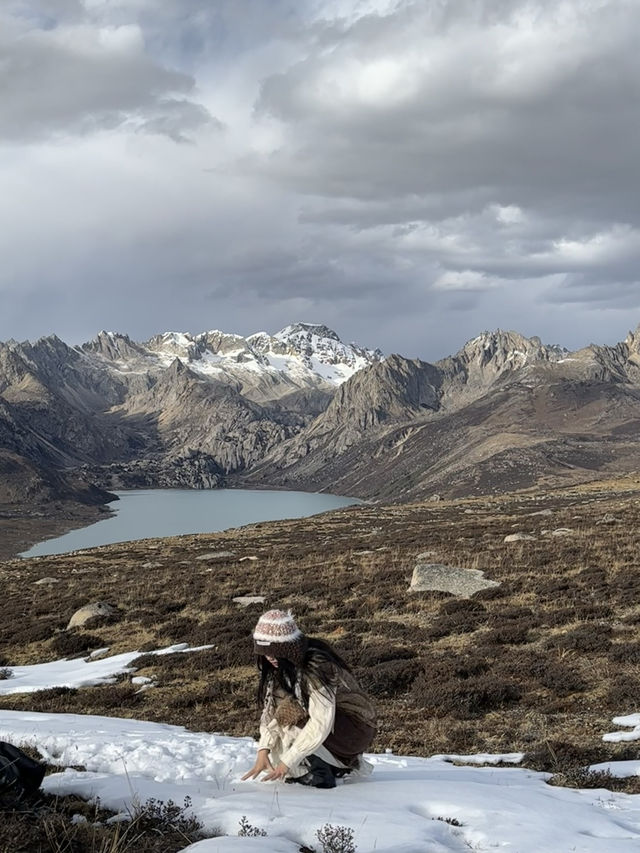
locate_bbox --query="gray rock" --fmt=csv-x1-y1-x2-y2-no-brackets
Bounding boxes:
142,561,163,569
530,509,553,517
67,601,117,629
409,562,500,597
35,577,59,585
504,533,537,542
233,595,266,606
551,528,574,537
195,551,236,561
239,556,259,562
88,647,111,659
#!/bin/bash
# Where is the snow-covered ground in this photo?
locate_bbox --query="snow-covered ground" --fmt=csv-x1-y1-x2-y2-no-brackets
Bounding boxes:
1,650,639,851
0,708,639,853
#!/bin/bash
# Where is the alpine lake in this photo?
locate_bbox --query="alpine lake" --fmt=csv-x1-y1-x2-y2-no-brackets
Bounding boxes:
20,489,360,558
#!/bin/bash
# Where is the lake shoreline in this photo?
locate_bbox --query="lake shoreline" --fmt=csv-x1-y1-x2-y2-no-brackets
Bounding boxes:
0,502,117,562
16,488,361,559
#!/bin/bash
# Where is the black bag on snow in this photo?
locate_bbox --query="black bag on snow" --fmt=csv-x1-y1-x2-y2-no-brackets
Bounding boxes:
0,742,46,800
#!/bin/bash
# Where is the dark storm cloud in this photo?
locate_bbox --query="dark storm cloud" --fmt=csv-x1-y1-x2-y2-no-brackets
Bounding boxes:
250,0,640,316
1,0,639,360
256,0,640,215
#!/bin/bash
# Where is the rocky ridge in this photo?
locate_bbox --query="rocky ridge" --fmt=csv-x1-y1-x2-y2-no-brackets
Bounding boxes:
244,327,640,500
3,323,640,518
0,323,380,502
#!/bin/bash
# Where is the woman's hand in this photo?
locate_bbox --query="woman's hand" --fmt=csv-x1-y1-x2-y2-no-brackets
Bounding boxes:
241,749,274,780
262,761,289,782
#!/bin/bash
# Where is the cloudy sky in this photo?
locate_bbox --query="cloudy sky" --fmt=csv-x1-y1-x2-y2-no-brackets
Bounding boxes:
1,0,639,360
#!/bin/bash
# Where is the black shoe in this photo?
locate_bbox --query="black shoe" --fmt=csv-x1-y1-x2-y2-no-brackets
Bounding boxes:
287,755,337,789
333,767,352,779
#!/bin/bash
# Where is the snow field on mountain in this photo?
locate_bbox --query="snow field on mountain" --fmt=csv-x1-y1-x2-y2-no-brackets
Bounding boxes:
119,323,381,387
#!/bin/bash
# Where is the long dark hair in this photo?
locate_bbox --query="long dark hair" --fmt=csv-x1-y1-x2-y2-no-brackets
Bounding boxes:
256,636,351,709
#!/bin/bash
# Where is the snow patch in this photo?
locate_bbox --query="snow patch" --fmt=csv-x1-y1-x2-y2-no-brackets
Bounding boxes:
0,644,213,695
604,713,640,743
0,710,639,852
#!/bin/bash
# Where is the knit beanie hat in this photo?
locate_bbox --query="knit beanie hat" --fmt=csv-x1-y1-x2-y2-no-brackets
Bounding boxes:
253,609,307,666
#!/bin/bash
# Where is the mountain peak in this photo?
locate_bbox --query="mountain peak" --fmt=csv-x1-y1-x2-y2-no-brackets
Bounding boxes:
455,329,567,367
276,322,341,343
83,331,144,361
268,322,382,379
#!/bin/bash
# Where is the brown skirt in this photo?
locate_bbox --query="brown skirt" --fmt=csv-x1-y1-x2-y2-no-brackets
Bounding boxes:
323,711,376,767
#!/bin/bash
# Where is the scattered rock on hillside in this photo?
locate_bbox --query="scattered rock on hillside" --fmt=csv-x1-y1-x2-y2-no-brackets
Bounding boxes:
233,595,266,606
504,533,537,543
409,561,500,597
530,509,553,517
239,556,258,562
35,577,59,585
194,551,236,561
551,528,574,537
67,601,118,629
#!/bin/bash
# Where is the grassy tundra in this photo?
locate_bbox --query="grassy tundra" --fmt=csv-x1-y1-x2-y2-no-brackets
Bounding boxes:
2,477,640,790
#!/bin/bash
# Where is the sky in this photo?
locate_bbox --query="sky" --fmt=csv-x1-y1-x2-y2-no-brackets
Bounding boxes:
1,0,639,361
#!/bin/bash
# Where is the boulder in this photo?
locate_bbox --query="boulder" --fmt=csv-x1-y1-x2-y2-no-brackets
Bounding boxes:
67,602,117,630
409,561,500,597
551,528,574,537
34,577,59,585
233,595,266,607
504,533,537,543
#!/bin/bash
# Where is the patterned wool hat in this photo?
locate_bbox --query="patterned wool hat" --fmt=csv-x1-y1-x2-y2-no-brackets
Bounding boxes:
253,609,307,665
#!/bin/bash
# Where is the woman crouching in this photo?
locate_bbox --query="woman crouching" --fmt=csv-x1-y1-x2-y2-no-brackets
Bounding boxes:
242,610,377,788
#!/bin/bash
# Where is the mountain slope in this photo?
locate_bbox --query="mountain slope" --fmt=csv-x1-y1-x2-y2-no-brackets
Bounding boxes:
0,323,378,499
4,322,640,506
243,328,640,500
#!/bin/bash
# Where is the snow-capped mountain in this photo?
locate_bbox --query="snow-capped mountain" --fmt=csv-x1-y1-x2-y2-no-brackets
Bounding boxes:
85,322,383,392
5,321,640,511
253,323,383,383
